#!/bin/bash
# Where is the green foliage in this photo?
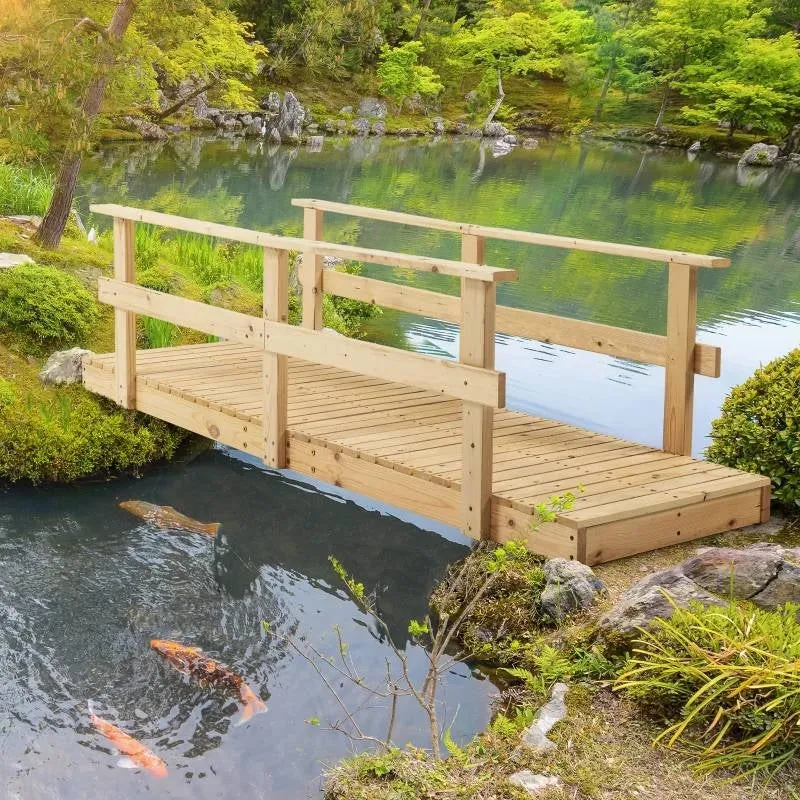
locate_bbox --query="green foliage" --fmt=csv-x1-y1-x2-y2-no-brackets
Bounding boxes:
0,385,187,483
377,42,443,108
329,555,367,604
142,317,179,349
0,162,52,216
706,349,799,509
0,265,100,347
0,377,17,410
135,225,163,272
615,601,800,778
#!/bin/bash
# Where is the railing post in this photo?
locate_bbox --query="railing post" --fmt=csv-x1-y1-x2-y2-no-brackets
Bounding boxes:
263,246,289,468
113,217,136,409
460,233,495,539
663,262,698,456
301,207,324,330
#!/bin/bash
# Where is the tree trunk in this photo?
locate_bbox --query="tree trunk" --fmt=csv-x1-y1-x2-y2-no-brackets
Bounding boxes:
654,83,669,130
483,69,505,127
36,0,137,249
593,58,616,122
154,79,216,121
413,0,433,40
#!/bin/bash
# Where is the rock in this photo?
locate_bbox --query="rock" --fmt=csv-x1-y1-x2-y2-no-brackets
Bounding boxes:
0,253,35,270
540,559,605,623
357,97,387,118
681,547,781,599
508,772,561,796
353,118,370,137
307,135,324,152
521,683,568,752
751,562,800,608
38,348,93,386
339,106,353,115
688,140,701,153
278,91,305,142
268,127,281,145
432,117,445,136
522,137,539,149
240,114,253,127
3,88,21,105
780,123,800,157
372,121,386,136
483,121,508,138
244,118,263,138
503,134,518,145
491,140,512,157
260,91,281,113
454,122,469,135
738,142,779,168
122,116,168,140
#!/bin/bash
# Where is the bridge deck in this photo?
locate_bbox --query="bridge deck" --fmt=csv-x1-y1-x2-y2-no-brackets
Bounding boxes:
83,342,769,565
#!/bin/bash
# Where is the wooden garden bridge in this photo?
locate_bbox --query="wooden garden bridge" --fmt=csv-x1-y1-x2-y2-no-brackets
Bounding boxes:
82,200,769,565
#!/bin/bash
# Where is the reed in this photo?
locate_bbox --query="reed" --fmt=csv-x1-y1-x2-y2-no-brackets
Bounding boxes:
0,162,52,216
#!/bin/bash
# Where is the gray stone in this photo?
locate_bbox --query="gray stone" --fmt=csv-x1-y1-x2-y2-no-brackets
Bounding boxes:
0,253,34,270
352,118,370,137
521,682,568,752
268,127,281,145
522,137,539,149
278,91,305,142
372,121,386,136
122,116,168,140
240,113,253,127
540,558,605,623
681,547,781,599
307,135,324,152
751,562,800,608
503,133,518,145
688,140,701,153
483,121,508,138
491,140,512,157
244,119,264,138
38,348,93,386
260,91,281,113
339,106,353,115
357,97,387,118
508,772,561,796
454,122,469,135
738,143,780,168
432,117,445,136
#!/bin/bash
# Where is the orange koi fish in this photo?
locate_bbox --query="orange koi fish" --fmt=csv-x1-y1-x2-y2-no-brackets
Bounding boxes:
150,639,266,723
119,501,220,537
89,708,168,778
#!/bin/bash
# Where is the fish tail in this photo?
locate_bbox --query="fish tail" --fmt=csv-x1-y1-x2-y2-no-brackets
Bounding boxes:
203,522,221,537
237,685,266,724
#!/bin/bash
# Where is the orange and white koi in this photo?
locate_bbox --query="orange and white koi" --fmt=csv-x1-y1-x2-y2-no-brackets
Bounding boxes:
89,707,168,778
150,639,266,723
119,501,220,536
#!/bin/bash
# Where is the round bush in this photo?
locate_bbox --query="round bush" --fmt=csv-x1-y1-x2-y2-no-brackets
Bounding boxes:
0,264,100,346
707,348,799,509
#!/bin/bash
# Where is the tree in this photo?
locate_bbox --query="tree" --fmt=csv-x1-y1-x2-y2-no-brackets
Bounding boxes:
679,33,800,137
630,0,767,129
449,0,592,125
377,41,444,109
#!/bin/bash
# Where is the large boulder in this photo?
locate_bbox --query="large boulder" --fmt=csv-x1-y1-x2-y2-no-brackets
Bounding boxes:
352,118,370,137
599,545,800,639
278,91,305,143
244,117,264,138
738,142,779,168
357,97,387,118
39,348,93,386
259,91,281,113
483,121,508,138
122,116,168,141
540,558,605,623
0,253,35,270
432,117,445,136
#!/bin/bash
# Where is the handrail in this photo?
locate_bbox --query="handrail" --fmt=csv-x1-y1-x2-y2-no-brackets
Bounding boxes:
90,204,517,283
292,198,731,268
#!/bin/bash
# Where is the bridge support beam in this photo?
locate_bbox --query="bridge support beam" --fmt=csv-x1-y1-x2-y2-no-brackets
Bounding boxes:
113,217,136,409
263,247,289,468
460,233,495,539
301,207,324,330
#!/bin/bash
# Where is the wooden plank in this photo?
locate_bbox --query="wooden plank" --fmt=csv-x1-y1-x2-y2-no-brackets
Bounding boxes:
663,263,698,455
262,319,506,407
285,437,463,528
263,247,288,468
90,204,517,283
291,198,731,268
99,279,265,347
302,207,324,329
491,501,578,560
113,218,136,408
459,239,494,538
582,489,764,565
760,484,771,524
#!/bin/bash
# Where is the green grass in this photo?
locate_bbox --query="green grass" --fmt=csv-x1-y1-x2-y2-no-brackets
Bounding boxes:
0,161,52,216
142,316,179,349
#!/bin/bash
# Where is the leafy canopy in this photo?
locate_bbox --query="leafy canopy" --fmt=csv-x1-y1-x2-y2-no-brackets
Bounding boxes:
377,41,444,107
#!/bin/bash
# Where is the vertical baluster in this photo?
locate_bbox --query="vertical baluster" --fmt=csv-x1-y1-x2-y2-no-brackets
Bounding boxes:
113,217,136,408
460,233,495,539
301,207,324,330
663,262,698,455
263,246,288,467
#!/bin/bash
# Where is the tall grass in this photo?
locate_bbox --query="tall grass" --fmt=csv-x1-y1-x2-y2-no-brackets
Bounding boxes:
0,162,52,216
142,317,179,349
161,234,263,291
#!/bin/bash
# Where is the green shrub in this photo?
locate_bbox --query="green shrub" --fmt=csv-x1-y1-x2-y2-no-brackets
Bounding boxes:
706,349,800,509
615,601,800,778
0,386,188,483
0,264,100,347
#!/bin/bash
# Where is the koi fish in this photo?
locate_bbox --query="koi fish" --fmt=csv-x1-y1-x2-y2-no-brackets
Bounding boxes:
150,639,266,723
119,501,220,537
89,707,168,778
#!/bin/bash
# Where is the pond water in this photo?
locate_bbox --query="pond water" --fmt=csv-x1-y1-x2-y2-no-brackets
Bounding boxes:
79,134,800,455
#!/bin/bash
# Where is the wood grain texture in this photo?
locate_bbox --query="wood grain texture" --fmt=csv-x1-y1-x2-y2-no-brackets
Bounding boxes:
112,218,136,408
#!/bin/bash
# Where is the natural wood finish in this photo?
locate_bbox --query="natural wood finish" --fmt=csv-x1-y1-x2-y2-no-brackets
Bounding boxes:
113,218,136,408
460,234,494,538
301,207,324,329
760,484,772,524
263,247,289,468
663,263,698,455
90,205,517,282
291,198,731,268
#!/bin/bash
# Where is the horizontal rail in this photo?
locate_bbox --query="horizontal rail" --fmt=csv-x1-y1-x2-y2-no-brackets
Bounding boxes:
90,204,517,283
98,278,506,407
293,199,730,268
322,269,721,377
